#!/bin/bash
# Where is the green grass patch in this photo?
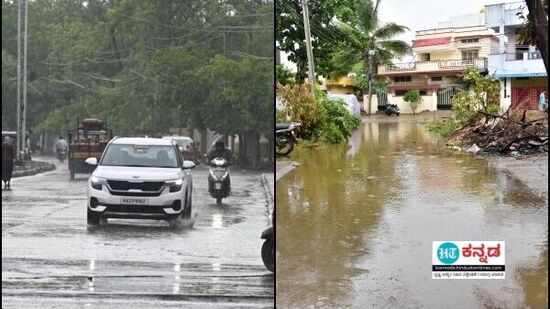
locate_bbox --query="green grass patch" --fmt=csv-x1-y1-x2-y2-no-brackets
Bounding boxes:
423,119,458,138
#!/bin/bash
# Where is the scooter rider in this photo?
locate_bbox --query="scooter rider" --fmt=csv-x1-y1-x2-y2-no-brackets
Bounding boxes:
207,139,232,192
55,136,68,153
207,139,232,162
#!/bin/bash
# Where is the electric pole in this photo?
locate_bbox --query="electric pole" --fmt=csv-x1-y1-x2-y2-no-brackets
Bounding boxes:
16,0,22,159
301,0,315,88
22,0,28,157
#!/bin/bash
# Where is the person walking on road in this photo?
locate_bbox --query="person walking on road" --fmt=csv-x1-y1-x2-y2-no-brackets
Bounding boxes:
2,136,15,190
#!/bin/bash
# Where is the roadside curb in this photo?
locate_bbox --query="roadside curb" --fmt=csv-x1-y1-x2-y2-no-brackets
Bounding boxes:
260,173,274,218
275,161,299,182
12,161,56,178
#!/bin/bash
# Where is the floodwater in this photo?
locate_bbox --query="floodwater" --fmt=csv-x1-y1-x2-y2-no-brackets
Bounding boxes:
276,116,548,309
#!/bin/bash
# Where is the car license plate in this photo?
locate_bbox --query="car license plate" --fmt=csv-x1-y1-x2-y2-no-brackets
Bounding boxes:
215,183,222,190
121,197,148,205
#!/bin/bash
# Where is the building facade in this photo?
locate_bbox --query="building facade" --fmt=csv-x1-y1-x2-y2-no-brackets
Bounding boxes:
485,2,547,110
374,14,498,114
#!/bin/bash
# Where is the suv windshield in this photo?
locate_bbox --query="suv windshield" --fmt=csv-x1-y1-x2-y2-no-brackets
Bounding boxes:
101,144,179,168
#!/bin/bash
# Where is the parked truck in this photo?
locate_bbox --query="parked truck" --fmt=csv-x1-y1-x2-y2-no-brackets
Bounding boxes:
68,118,113,179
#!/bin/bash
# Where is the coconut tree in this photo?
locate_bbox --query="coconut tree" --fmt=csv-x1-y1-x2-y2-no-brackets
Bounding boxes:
330,0,410,114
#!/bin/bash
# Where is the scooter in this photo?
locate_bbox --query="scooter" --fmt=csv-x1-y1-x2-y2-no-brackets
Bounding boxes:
384,103,400,116
276,122,301,156
208,157,230,204
261,211,274,272
57,148,67,163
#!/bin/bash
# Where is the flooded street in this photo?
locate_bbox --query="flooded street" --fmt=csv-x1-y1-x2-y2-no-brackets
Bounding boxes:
276,116,548,309
2,158,274,308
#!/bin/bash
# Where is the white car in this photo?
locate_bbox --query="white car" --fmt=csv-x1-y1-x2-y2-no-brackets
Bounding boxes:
327,93,362,118
85,137,195,227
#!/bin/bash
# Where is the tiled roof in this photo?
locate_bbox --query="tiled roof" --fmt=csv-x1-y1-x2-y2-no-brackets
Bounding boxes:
412,36,452,48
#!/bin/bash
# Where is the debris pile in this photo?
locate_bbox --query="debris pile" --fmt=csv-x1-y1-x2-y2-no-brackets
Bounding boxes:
447,109,548,155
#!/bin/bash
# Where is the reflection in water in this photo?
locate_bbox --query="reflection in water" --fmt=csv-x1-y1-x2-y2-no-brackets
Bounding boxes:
212,263,221,272
212,214,223,228
277,118,548,309
88,259,95,292
517,238,548,309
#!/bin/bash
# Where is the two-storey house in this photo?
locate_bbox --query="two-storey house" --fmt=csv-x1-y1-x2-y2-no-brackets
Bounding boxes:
373,14,499,114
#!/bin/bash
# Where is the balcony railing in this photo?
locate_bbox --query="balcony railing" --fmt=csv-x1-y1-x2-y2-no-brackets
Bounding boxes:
505,50,543,61
380,58,488,74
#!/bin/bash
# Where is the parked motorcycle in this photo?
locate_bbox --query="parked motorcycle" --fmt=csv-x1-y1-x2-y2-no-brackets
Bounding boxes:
57,148,67,163
276,122,301,156
261,211,274,272
384,103,400,116
208,157,230,204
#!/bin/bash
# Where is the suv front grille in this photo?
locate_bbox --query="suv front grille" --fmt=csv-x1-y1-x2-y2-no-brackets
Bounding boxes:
107,180,165,191
105,205,165,214
108,191,162,197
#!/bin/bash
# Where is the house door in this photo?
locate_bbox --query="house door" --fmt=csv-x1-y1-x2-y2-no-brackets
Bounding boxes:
511,88,540,110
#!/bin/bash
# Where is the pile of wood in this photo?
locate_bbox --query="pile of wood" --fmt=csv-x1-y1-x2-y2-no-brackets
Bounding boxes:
447,109,548,155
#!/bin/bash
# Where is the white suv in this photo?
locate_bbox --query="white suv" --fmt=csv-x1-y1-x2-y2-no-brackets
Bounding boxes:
85,137,195,227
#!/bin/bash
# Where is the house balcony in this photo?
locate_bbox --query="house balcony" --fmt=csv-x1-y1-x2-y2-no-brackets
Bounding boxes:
378,58,488,76
504,46,543,61
488,54,547,78
388,82,441,91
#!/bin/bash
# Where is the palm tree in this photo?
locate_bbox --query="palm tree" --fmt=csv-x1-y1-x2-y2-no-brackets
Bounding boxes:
330,0,410,114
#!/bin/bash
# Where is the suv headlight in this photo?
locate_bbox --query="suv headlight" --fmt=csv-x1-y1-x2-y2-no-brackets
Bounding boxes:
90,175,106,190
166,178,183,192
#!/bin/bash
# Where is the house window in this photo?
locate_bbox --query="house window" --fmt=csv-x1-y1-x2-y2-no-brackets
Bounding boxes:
515,46,529,60
420,53,430,61
394,76,412,83
462,50,478,60
461,38,479,43
419,90,427,96
431,76,442,82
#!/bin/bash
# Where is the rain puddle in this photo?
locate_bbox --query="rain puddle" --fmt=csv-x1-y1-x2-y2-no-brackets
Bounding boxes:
276,118,548,309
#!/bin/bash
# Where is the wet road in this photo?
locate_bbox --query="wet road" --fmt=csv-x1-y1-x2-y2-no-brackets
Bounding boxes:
276,116,548,309
2,157,274,308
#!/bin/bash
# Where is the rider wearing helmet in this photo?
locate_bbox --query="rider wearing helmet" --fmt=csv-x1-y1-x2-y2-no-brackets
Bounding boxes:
207,139,232,163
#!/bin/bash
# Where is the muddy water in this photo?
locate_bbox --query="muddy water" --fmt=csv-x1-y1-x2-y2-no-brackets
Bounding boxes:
276,118,548,309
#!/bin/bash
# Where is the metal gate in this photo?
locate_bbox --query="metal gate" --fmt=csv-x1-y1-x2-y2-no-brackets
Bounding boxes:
437,86,461,109
377,92,388,111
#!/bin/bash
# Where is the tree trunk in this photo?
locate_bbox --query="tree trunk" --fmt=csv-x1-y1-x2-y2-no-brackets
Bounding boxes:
526,0,549,74
267,135,273,165
200,128,207,155
244,133,260,170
